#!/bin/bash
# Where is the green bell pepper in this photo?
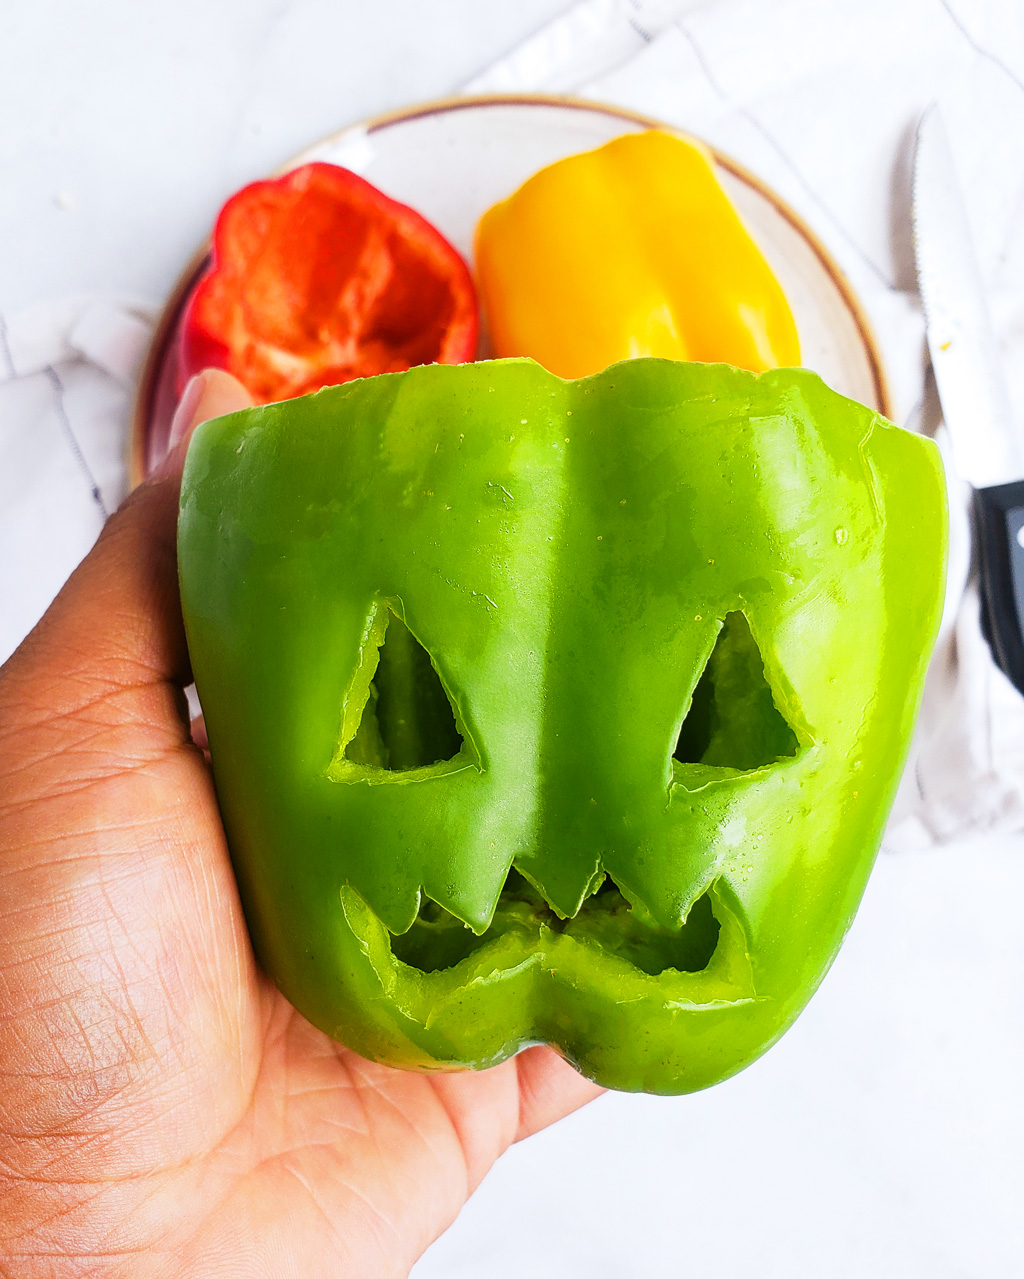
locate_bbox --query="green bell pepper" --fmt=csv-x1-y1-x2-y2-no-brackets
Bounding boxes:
178,358,946,1094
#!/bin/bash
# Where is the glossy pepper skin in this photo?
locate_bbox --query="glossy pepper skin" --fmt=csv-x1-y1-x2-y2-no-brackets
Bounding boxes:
179,161,478,403
475,130,800,378
179,358,945,1094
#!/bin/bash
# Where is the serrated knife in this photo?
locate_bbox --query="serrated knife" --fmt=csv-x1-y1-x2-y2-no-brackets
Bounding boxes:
913,105,1024,694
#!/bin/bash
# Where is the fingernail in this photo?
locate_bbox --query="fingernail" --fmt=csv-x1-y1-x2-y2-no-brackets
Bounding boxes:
168,371,209,450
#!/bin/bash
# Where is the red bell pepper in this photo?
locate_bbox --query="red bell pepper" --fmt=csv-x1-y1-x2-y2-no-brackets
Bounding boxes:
178,162,478,403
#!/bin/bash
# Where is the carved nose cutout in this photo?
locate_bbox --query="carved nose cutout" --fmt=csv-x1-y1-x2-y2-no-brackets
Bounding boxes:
674,611,799,771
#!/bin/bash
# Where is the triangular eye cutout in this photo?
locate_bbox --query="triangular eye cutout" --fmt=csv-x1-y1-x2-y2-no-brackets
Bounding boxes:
343,611,464,772
674,612,798,772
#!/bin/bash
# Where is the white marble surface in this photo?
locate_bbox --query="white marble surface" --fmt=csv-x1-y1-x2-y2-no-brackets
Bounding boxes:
0,0,569,312
1,1,1023,1275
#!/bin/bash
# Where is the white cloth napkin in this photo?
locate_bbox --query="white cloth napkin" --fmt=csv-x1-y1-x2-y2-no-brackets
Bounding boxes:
2,0,1023,849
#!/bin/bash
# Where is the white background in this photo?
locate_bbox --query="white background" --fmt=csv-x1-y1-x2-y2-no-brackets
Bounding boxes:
1,2,1022,1275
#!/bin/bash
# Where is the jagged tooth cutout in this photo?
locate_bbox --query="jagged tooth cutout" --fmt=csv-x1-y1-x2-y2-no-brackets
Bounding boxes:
329,605,472,781
674,611,799,772
389,868,722,977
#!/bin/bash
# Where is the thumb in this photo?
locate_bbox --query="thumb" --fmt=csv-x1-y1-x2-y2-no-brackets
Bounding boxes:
0,368,254,727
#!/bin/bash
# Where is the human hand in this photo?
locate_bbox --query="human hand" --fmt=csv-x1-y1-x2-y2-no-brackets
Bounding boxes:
0,369,602,1277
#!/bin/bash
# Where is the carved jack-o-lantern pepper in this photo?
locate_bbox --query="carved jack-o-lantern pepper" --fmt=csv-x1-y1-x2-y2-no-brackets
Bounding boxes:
178,358,946,1094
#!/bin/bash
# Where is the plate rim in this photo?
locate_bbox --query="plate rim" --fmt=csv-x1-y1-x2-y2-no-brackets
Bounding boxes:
131,91,892,485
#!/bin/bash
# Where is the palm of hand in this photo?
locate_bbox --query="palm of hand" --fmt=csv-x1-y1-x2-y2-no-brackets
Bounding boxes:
0,373,599,1277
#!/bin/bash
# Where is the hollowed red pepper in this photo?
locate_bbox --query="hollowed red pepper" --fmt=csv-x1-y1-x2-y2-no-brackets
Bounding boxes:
178,162,478,403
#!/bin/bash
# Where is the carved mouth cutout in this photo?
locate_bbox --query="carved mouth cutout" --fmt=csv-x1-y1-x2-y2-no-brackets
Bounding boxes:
389,868,721,977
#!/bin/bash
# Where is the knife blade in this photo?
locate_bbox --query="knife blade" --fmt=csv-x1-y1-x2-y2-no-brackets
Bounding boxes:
913,105,1024,694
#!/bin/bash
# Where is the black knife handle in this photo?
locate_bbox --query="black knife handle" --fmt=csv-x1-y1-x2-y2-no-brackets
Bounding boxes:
974,480,1024,695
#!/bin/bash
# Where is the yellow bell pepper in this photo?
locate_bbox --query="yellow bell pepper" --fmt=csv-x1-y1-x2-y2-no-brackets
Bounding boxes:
475,130,800,378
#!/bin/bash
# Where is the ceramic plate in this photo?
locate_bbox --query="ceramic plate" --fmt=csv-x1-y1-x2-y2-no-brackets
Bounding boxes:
133,94,890,480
